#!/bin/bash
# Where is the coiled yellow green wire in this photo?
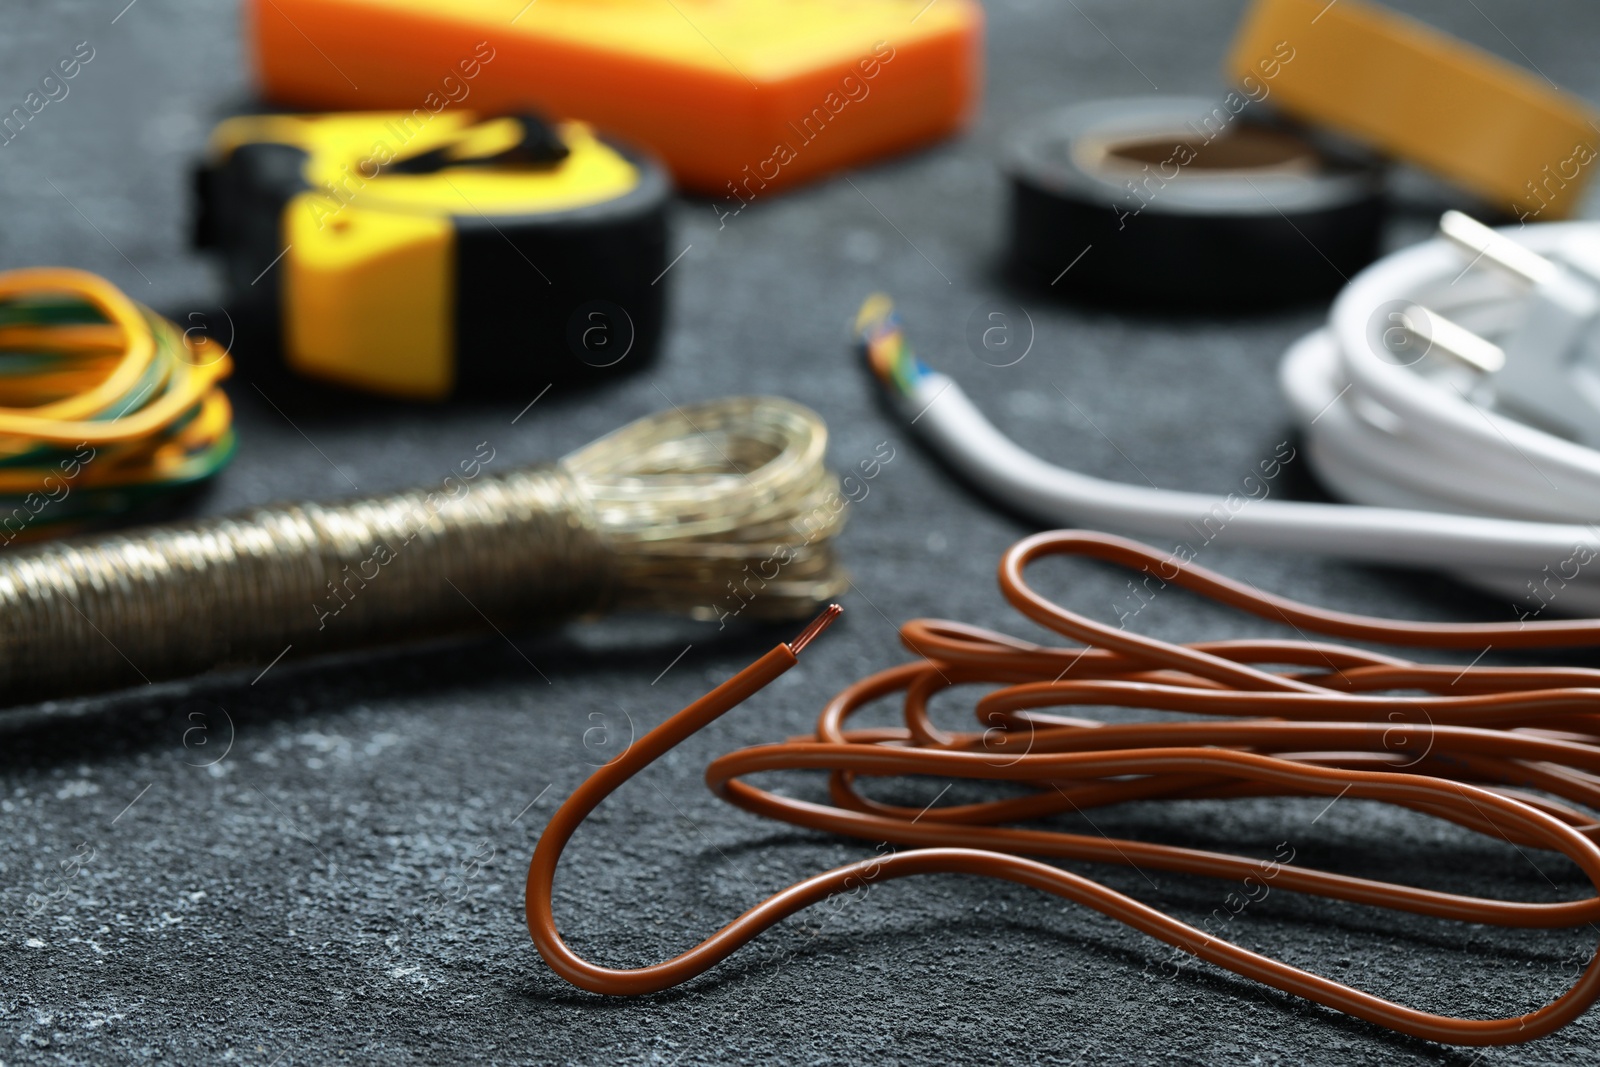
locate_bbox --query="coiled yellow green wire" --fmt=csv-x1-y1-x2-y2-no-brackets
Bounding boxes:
0,268,235,542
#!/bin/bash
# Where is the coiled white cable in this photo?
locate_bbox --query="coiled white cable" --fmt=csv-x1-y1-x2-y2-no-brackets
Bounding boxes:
858,220,1600,615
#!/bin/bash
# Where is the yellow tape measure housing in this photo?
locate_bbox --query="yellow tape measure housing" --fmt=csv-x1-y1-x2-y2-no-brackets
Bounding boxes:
197,112,669,399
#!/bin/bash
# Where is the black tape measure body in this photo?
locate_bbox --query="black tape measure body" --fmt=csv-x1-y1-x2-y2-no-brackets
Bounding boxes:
1006,97,1387,308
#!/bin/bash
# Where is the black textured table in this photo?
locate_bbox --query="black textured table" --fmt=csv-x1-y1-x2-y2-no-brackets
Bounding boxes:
5,2,1600,1063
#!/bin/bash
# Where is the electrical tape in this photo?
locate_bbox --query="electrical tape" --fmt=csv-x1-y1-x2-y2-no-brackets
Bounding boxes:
1005,96,1386,307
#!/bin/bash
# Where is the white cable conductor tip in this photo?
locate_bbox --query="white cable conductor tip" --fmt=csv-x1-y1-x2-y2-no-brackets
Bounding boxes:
1400,303,1506,374
1439,210,1562,288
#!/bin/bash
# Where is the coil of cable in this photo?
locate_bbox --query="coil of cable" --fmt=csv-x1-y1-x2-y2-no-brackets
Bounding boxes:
0,395,846,703
1282,218,1600,610
527,529,1600,1047
0,267,235,542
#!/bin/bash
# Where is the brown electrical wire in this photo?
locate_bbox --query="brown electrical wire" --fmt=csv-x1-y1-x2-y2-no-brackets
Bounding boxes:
527,530,1600,1047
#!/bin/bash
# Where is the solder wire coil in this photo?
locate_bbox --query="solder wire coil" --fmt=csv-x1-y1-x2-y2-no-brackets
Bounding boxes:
0,396,845,703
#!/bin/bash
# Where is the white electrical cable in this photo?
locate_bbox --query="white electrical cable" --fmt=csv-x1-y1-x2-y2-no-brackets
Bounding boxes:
858,221,1600,615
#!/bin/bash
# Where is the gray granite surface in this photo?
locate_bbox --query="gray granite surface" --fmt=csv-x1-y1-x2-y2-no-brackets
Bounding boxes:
4,1,1600,1063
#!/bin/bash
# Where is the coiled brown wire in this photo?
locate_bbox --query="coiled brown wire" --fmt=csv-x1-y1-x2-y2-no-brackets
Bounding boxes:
528,530,1600,1047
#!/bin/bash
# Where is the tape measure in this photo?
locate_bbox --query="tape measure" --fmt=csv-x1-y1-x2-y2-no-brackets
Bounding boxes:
244,0,983,195
1005,97,1386,307
195,112,669,399
1227,0,1599,220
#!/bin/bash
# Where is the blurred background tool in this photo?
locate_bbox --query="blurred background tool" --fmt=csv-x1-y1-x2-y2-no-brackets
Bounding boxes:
1004,97,1385,307
245,0,983,194
0,268,234,541
1229,0,1599,220
0,396,845,705
195,112,668,399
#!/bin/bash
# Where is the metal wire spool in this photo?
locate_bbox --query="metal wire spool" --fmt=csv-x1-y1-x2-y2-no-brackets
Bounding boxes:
0,396,846,703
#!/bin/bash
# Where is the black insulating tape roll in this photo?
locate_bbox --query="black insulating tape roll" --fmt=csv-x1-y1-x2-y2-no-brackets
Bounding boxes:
1005,96,1387,308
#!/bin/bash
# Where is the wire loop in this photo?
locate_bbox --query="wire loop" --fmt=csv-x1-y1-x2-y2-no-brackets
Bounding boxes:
529,530,1600,1046
0,396,845,702
0,267,235,539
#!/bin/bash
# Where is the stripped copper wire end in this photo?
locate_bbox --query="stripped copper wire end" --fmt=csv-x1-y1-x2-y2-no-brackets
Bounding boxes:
787,603,842,655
